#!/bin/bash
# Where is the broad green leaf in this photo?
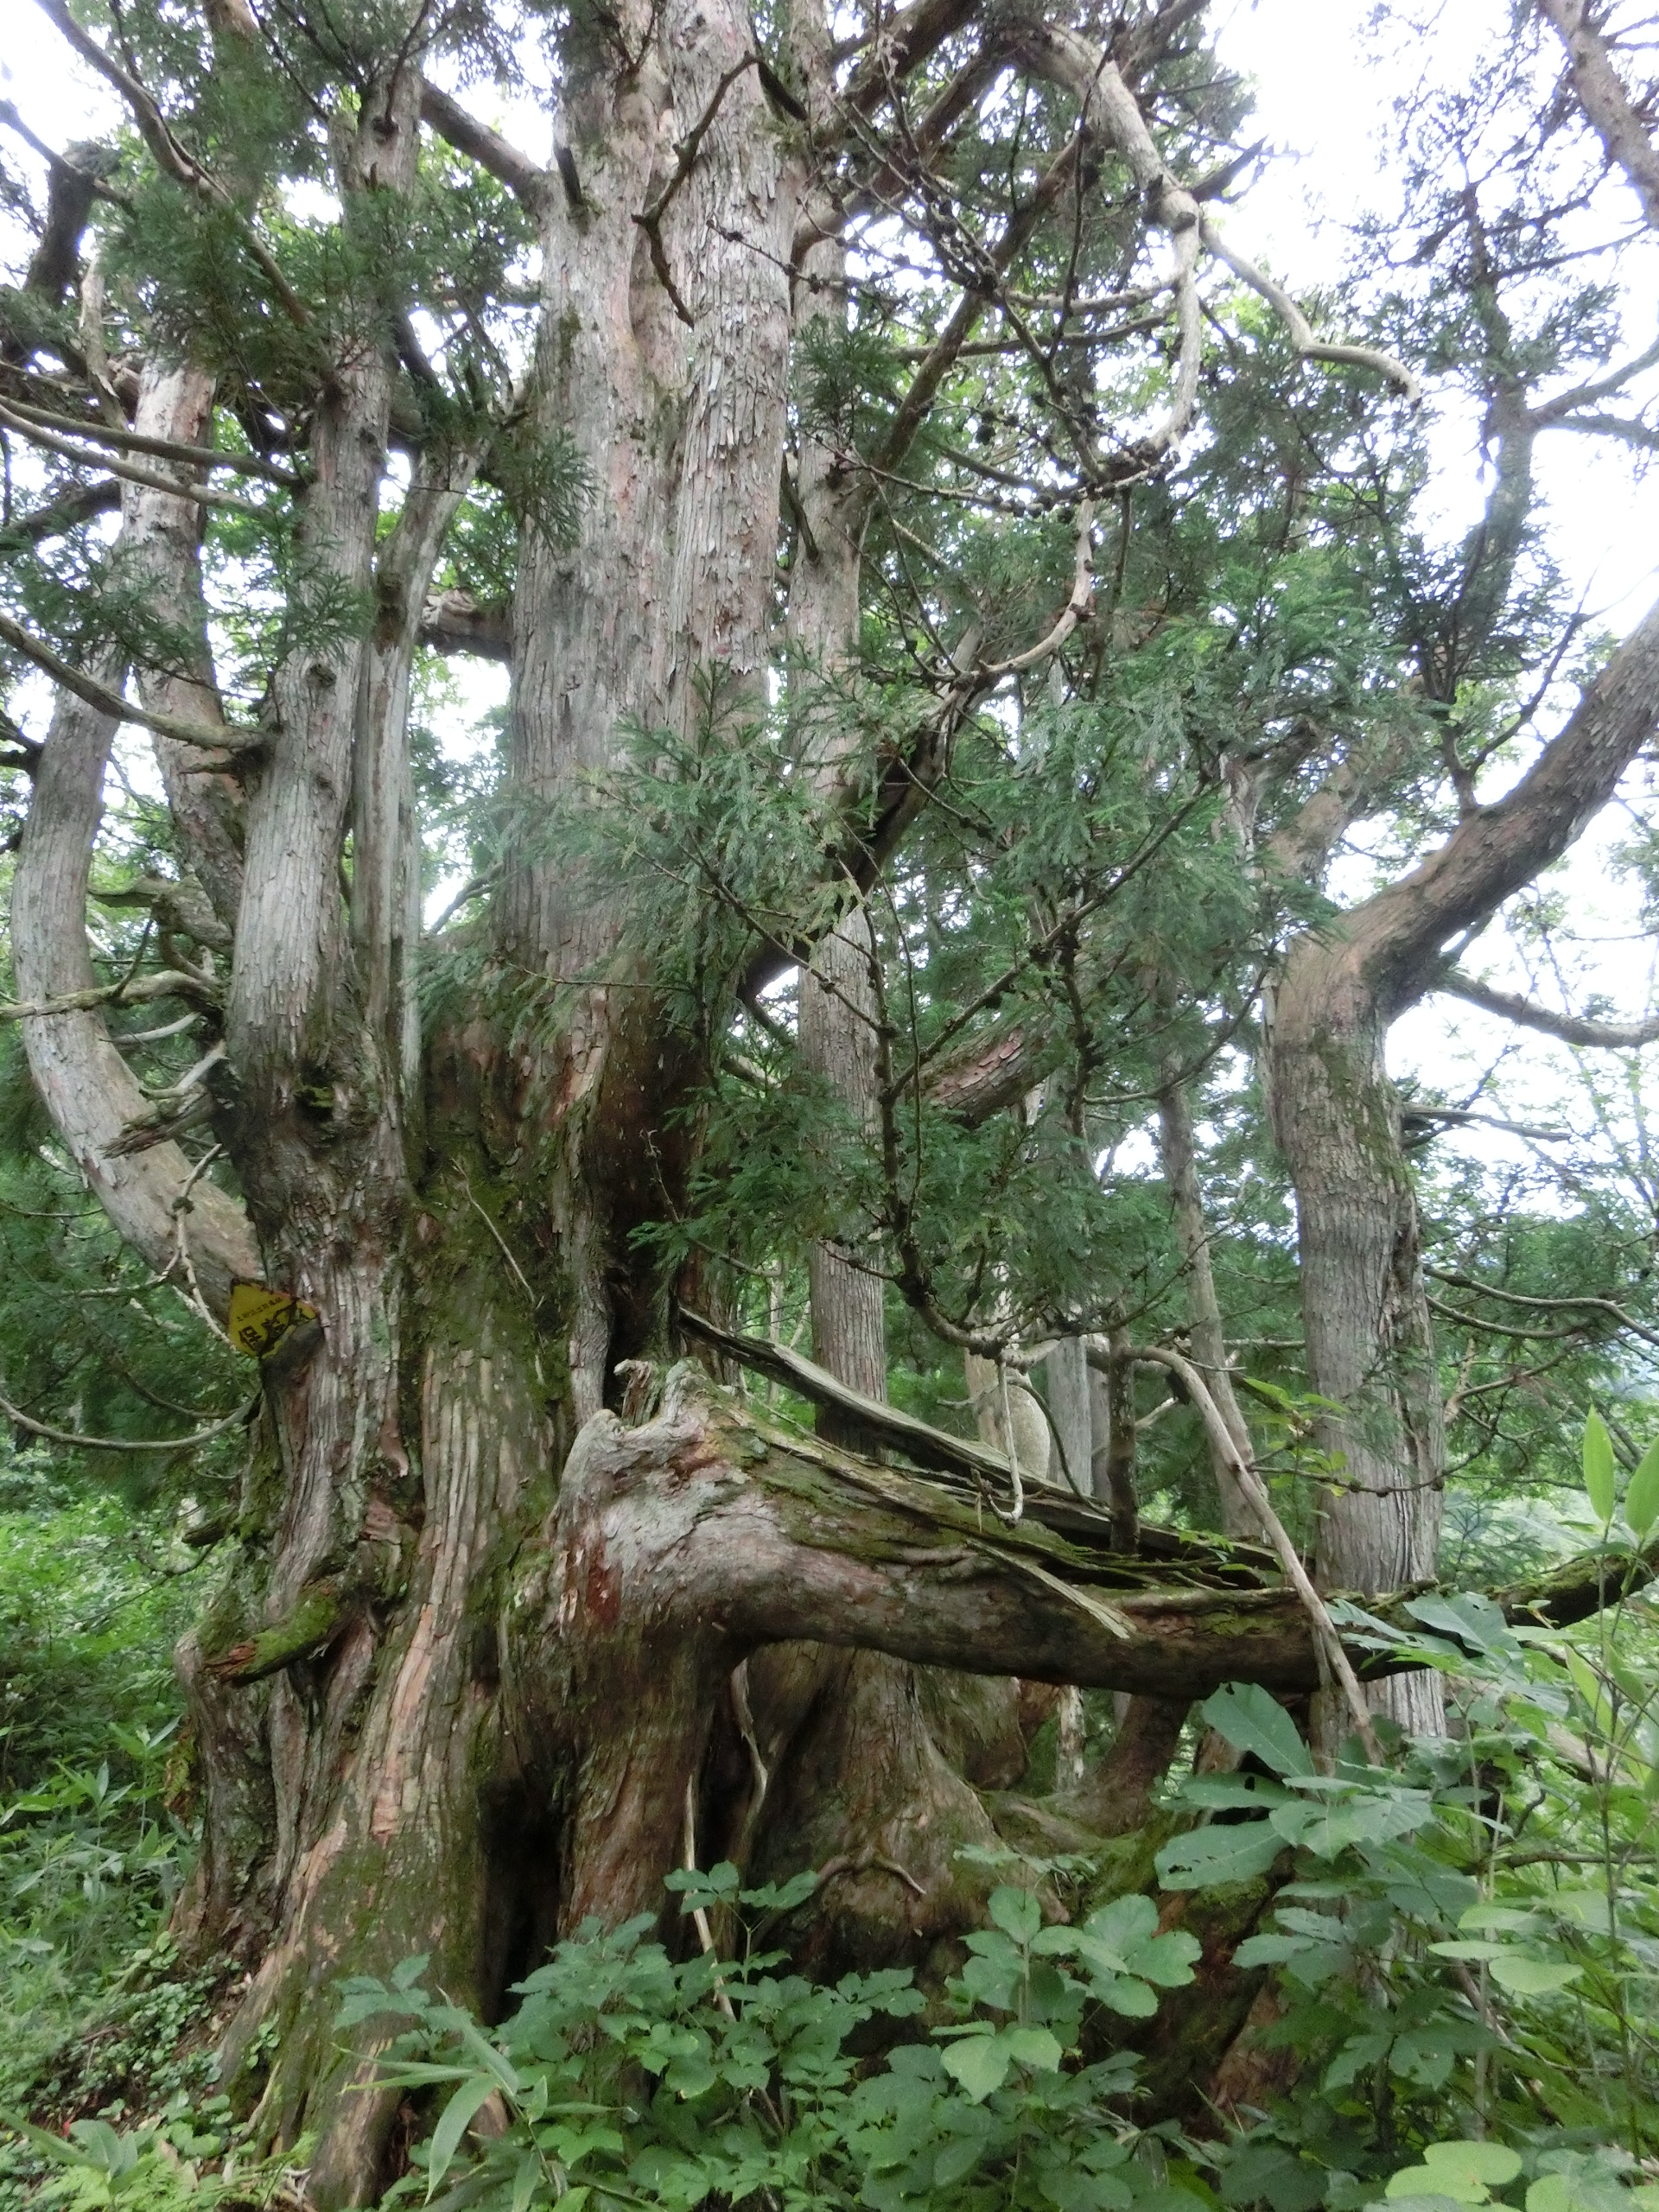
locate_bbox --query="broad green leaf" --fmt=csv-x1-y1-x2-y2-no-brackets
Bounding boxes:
1198,1682,1314,1777
68,2120,139,2177
1388,2168,1490,2206
932,2136,984,2190
1404,1592,1521,1666
664,2051,718,2099
1181,1776,1295,1811
1584,1412,1617,1525
1232,1933,1303,1967
1388,2177,1484,2206
1488,1954,1581,1997
1626,1436,1659,1540
1544,1890,1614,1933
1421,2144,1522,2190
1323,2028,1390,2089
1458,1904,1542,1936
988,1885,1043,1944
1156,1820,1285,1890
1095,1974,1159,2018
1002,2025,1064,2071
1561,1649,1610,1733
3,2114,97,2167
1086,1893,1160,1953
426,2074,501,2198
739,1869,817,1913
1132,1929,1202,1986
1221,2143,1327,2212
1137,2189,1215,2212
1528,2178,1587,2212
1272,1789,1431,1858
938,2032,1012,2101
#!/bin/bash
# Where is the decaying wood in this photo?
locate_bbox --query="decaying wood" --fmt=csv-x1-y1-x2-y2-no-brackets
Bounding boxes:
521,1363,1658,1725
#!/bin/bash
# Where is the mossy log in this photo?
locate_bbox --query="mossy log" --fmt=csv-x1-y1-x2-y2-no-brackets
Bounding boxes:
511,1362,1655,1736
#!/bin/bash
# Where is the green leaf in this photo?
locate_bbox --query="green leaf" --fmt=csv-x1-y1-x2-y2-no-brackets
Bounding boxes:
1388,2174,1488,2207
456,2016,521,2096
3,2114,97,2167
1198,1683,1313,1777
1090,1893,1159,1946
67,2121,140,2178
1324,2028,1390,2088
1232,1933,1304,1967
1131,1929,1202,1987
1488,1955,1581,1997
939,2032,1013,2101
1421,2145,1523,2191
1626,1436,1659,1540
1458,1904,1542,1936
1528,2178,1581,2212
988,1885,1043,1944
1156,1820,1285,1890
510,2149,544,2212
932,2136,984,2190
1584,1412,1617,1525
1002,2025,1065,2071
1096,1975,1159,2018
664,2051,718,2099
426,2074,502,2198
1561,1649,1609,1734
1180,1777,1295,1810
1221,2144,1326,2212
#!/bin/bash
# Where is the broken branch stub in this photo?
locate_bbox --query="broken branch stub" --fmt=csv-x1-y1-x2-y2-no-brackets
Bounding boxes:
513,1364,1659,1722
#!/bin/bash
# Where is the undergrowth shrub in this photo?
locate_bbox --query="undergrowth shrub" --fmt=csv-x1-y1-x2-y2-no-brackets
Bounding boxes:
0,1451,208,2170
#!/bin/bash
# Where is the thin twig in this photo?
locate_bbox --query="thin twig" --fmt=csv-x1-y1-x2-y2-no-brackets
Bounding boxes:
0,1376,251,1452
0,612,257,751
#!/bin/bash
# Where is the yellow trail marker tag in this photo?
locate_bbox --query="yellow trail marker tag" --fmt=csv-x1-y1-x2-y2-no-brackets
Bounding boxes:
229,1281,320,1361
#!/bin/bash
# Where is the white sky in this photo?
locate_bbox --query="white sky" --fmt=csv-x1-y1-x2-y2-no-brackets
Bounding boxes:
4,0,1659,1169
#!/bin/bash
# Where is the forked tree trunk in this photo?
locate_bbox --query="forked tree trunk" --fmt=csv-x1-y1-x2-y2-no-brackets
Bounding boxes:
1269,593,1659,1744
181,2,801,2185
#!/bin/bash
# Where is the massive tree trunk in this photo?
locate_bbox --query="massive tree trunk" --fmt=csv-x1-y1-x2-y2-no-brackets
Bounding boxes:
184,3,802,2187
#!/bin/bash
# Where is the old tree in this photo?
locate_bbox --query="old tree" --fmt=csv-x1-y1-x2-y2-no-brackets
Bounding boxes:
6,0,1659,2194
